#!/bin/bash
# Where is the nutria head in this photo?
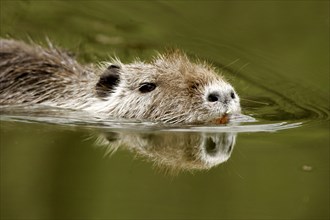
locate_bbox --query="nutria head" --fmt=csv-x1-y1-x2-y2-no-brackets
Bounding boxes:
94,52,241,124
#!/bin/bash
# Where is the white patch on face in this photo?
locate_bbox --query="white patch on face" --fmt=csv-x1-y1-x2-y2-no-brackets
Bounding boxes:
203,81,241,117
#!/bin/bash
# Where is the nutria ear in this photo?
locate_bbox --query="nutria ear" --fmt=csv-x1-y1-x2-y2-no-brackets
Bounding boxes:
96,65,121,98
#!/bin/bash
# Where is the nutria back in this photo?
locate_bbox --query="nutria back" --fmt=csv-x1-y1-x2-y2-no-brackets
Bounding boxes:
0,39,95,105
0,39,241,124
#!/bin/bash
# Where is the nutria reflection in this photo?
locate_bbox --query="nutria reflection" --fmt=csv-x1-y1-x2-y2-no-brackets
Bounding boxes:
95,131,237,174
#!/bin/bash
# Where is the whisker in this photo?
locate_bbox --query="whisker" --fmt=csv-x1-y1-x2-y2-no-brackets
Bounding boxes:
224,58,240,68
240,98,270,106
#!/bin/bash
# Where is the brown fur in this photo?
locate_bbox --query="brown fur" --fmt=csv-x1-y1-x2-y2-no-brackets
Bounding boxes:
0,39,95,105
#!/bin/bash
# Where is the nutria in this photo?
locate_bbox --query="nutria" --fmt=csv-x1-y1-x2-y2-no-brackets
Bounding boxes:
0,39,241,124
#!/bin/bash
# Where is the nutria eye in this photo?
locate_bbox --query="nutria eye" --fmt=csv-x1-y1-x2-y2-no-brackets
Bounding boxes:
230,91,236,99
139,83,156,93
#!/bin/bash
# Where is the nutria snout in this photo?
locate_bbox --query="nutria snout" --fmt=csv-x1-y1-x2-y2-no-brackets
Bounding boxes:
0,39,241,124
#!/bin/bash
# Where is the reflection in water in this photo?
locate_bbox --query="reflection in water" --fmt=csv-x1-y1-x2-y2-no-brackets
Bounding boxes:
0,102,302,175
0,103,301,175
95,131,236,174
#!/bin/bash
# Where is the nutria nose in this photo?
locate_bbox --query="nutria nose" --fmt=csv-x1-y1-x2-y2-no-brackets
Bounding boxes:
207,91,235,103
207,92,220,102
230,91,236,99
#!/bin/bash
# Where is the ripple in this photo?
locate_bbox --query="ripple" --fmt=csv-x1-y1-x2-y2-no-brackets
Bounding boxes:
0,104,302,133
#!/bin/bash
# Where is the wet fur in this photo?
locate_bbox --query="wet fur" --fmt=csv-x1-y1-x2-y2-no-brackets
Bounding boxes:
0,39,241,124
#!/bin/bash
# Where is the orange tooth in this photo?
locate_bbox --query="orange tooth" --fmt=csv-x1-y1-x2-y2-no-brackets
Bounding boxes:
213,114,229,124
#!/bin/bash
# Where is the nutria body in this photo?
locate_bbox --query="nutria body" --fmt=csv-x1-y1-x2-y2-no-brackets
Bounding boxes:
0,39,241,124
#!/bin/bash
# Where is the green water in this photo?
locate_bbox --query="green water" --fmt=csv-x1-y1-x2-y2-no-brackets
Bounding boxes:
0,1,329,219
